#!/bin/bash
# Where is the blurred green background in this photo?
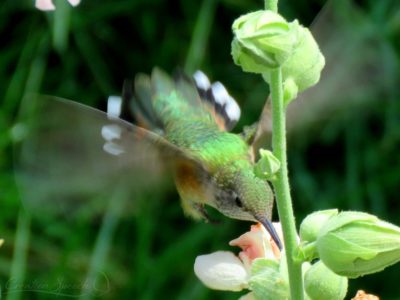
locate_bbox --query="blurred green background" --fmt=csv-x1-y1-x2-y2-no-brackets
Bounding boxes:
1,0,400,299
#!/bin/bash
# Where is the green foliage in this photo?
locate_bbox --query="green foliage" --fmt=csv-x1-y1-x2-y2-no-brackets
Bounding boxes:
1,0,400,299
249,258,289,300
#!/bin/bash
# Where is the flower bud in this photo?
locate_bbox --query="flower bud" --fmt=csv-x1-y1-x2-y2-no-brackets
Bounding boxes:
262,25,325,104
304,261,348,300
281,26,325,104
316,211,400,278
254,149,280,181
231,10,299,73
300,209,338,243
232,10,325,104
248,258,289,300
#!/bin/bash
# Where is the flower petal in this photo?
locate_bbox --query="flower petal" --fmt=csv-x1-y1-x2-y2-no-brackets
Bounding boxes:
35,0,55,11
229,222,283,269
67,0,81,7
194,251,248,291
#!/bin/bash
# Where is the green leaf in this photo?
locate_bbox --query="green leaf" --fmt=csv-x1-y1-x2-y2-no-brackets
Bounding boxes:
249,258,289,300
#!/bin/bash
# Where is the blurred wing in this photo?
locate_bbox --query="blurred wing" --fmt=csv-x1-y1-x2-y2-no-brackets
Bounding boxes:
14,95,201,218
252,0,395,150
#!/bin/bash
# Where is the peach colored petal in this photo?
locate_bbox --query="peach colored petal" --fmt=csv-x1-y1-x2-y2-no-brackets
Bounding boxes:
230,224,266,259
352,290,379,300
229,222,283,269
35,0,55,11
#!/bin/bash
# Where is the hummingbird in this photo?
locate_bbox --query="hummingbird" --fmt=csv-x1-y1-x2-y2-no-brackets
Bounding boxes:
106,68,281,248
16,68,281,249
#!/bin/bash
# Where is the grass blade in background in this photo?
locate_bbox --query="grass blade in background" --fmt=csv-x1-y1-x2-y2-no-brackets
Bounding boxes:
6,211,31,300
184,0,218,74
79,185,128,300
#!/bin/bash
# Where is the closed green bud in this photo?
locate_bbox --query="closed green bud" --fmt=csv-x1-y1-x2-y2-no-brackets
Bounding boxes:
316,211,400,278
262,25,325,104
231,10,299,73
254,149,280,181
249,258,289,300
300,209,339,243
304,261,348,300
231,10,325,103
281,26,325,104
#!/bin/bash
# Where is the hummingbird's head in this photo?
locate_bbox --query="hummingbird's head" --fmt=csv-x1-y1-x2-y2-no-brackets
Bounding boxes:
213,161,282,248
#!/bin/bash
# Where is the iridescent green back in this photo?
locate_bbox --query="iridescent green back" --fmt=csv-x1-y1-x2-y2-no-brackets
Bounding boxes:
132,68,249,171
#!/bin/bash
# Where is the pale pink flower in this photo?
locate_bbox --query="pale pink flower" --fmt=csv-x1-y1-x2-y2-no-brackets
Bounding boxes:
194,222,283,292
35,0,80,11
229,223,282,270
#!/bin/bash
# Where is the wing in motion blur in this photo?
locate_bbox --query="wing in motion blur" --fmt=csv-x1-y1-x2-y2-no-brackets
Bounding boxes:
14,95,197,218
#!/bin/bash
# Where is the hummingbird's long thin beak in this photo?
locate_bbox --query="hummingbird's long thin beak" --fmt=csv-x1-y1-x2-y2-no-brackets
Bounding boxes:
256,216,282,250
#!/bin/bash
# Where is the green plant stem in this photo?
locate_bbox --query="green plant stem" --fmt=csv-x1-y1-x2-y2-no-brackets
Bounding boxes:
265,1,302,297
297,242,317,262
53,0,71,53
270,68,304,299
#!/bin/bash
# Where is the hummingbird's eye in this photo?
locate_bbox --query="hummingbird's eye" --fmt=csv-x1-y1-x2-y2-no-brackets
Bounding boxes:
235,196,243,208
